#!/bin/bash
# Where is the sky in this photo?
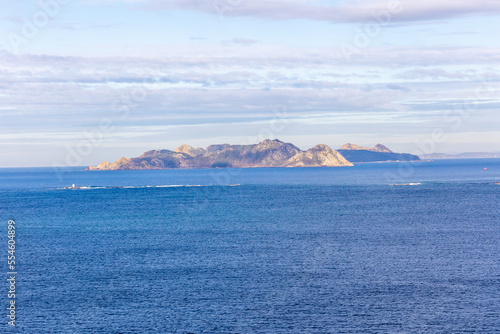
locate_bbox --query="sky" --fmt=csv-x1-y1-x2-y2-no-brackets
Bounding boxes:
0,0,499,167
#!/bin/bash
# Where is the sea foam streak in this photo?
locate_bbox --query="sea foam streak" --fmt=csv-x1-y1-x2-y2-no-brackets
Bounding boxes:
52,184,241,190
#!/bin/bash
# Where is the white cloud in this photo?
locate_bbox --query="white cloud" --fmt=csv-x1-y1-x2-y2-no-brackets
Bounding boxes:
0,45,498,120
96,0,500,23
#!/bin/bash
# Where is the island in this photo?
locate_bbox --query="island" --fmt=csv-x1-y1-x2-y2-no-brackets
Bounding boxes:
86,139,420,170
336,143,420,163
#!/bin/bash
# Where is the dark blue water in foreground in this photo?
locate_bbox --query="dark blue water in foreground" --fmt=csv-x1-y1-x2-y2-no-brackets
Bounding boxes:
1,159,499,333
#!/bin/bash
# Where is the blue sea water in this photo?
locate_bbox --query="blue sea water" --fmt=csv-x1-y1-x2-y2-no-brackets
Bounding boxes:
0,159,499,333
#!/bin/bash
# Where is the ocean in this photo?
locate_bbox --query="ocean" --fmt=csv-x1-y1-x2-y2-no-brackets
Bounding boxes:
1,159,499,333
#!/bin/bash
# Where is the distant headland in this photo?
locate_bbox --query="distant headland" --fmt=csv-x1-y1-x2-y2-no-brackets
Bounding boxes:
337,143,421,163
86,139,420,171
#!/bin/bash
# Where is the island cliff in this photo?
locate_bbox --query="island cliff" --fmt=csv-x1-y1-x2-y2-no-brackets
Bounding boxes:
87,139,354,170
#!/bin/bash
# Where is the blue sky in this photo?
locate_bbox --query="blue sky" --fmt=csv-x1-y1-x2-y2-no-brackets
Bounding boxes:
0,0,499,167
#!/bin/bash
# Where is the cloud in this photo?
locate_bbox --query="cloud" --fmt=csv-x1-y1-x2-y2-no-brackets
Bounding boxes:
1,16,23,23
397,68,481,80
0,46,498,116
117,0,500,23
2,44,499,70
50,22,121,31
221,38,260,46
386,84,411,92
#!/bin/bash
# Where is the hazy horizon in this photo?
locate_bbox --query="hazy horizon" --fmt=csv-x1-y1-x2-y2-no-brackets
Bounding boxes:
3,138,500,168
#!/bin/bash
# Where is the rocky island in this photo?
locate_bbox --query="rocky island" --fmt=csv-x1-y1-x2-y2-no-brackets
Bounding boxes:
87,139,352,170
337,143,420,163
87,139,420,170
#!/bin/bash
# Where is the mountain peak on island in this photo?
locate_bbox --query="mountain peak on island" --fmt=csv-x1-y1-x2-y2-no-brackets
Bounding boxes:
175,144,206,157
263,138,283,144
206,144,231,153
340,143,371,151
255,138,283,146
372,144,393,153
339,143,393,153
253,139,300,154
311,144,330,150
285,144,351,167
175,144,194,152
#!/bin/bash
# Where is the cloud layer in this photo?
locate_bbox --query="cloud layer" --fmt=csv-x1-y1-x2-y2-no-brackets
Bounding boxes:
132,0,500,23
